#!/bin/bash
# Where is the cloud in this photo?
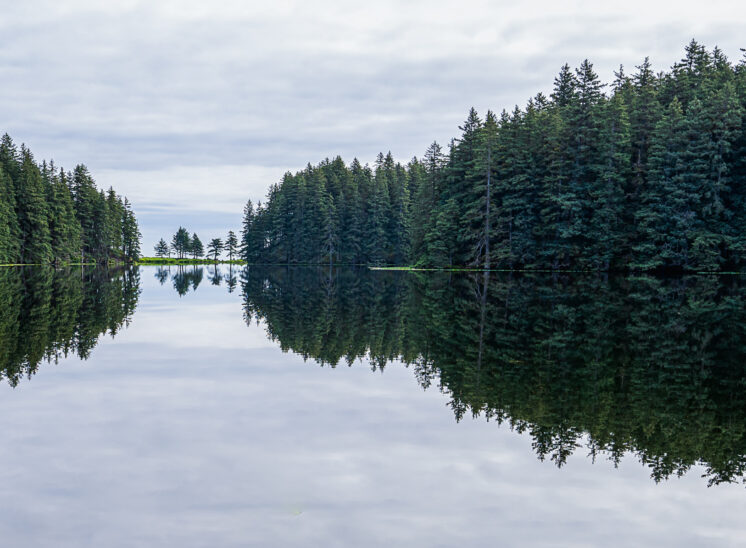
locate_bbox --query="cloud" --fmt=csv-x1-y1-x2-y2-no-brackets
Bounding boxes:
1,0,744,249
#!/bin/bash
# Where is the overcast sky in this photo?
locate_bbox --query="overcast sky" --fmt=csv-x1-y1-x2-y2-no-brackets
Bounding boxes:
2,0,745,251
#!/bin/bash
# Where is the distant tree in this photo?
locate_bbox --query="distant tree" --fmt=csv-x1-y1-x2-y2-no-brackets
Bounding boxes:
171,227,191,259
225,230,238,261
154,238,170,258
207,238,223,261
191,233,204,259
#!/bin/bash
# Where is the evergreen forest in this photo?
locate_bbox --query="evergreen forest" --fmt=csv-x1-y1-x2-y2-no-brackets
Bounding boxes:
0,134,141,265
241,41,746,272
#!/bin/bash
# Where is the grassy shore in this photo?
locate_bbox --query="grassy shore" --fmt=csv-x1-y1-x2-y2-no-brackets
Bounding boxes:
136,257,246,266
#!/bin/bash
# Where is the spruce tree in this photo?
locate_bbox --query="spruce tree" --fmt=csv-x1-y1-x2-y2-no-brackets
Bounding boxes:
225,231,238,261
17,147,52,263
106,188,124,259
191,234,204,259
171,227,191,259
154,238,170,258
467,110,499,268
121,198,141,260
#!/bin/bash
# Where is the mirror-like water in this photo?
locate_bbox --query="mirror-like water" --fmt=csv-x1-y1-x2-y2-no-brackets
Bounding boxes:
1,265,745,547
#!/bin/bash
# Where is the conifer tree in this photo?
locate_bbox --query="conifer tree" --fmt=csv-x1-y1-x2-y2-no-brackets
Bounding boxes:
467,110,499,268
17,147,52,263
121,198,141,261
207,238,223,261
410,143,444,263
225,231,238,261
447,109,482,265
171,227,191,259
191,234,204,259
629,58,661,194
154,239,170,258
106,188,124,258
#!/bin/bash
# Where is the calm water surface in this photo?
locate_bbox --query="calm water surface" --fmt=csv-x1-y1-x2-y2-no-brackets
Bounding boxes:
1,266,746,547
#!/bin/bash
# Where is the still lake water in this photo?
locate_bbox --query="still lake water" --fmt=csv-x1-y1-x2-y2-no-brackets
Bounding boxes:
1,265,746,547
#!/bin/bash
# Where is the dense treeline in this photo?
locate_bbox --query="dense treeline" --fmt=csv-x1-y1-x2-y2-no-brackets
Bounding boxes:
0,267,140,386
0,134,141,264
239,268,746,485
241,41,746,272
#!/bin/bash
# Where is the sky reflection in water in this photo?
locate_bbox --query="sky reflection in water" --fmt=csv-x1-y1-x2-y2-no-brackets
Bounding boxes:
0,266,745,547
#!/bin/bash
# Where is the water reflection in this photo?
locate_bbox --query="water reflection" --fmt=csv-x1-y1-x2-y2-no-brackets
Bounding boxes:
239,268,746,486
3,264,746,487
154,265,239,294
0,267,140,386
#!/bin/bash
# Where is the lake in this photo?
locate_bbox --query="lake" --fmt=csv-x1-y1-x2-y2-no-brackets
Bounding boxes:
1,265,745,547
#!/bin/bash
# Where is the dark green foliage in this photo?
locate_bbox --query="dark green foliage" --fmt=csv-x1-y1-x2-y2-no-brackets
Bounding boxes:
241,42,746,272
240,154,415,266
0,134,140,264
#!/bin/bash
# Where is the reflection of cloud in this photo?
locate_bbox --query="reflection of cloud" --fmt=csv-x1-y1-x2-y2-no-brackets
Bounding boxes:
1,285,745,546
2,0,745,249
124,302,275,350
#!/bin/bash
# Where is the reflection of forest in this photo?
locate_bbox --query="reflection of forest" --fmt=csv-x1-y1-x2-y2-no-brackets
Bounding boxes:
0,267,140,386
154,265,238,295
241,268,746,486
